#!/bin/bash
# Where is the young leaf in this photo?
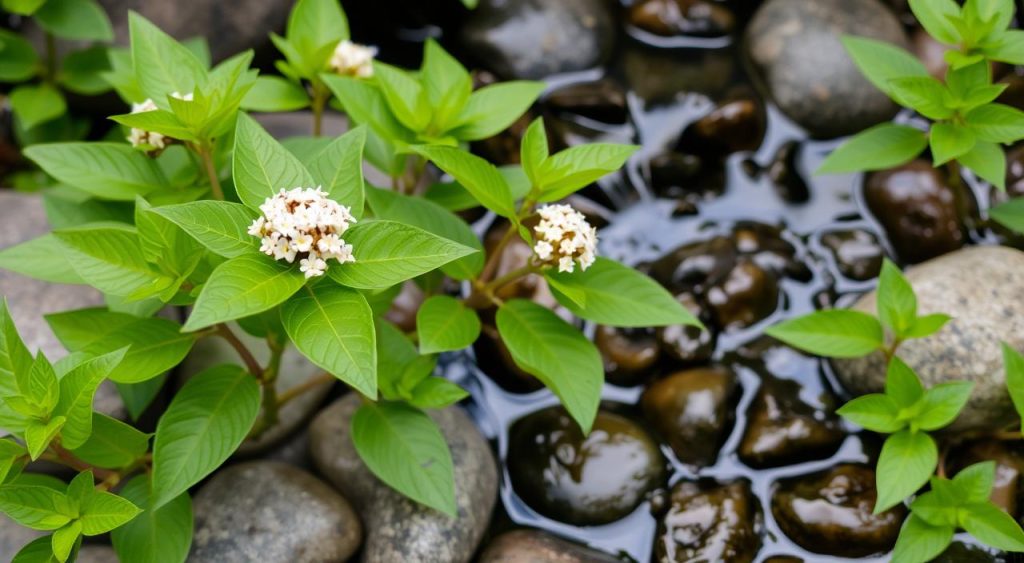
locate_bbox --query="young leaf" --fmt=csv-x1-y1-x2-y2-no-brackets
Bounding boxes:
908,0,962,44
816,124,928,174
841,36,930,104
183,254,306,331
764,310,884,358
51,520,80,563
111,475,192,563
888,77,952,119
285,0,349,61
373,62,431,132
982,29,1024,65
904,313,953,339
877,259,917,335
930,123,977,165
0,299,33,398
54,348,129,449
537,144,638,202
241,76,311,112
10,84,66,130
914,381,973,430
232,113,316,211
24,417,65,461
874,429,937,513
448,81,545,141
836,394,904,432
885,356,924,408
891,514,954,563
953,461,996,504
959,140,1006,190
960,502,1024,551
545,258,702,328
306,126,366,217
0,485,74,530
421,39,472,130
23,143,168,201
325,220,477,290
0,29,37,82
416,296,481,354
410,145,515,217
70,413,149,469
496,299,603,433
128,11,207,104
152,201,259,258
351,402,456,516
34,0,112,41
281,284,377,398
965,103,1024,143
321,75,416,146
521,117,549,186
1003,343,1024,427
151,364,260,509
55,225,174,298
407,377,469,410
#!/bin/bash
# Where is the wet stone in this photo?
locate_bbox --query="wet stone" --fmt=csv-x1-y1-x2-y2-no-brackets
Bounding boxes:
507,406,666,526
656,292,716,365
706,259,779,331
310,395,497,563
738,374,844,468
954,440,1024,516
745,0,908,138
628,0,735,38
652,480,762,562
864,159,972,264
765,140,809,204
641,367,738,467
820,229,885,281
648,151,724,202
478,529,621,563
833,246,1024,433
596,325,661,386
679,98,766,157
190,461,362,563
546,79,628,124
648,235,737,294
771,465,906,558
933,541,1011,562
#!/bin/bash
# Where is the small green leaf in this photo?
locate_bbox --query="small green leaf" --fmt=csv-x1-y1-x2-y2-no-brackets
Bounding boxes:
1002,343,1024,425
10,84,66,130
410,145,515,217
930,123,977,166
421,39,472,130
841,36,930,104
55,225,174,298
128,11,207,105
891,514,954,563
0,299,33,398
960,501,1024,551
416,296,481,354
11,535,61,563
34,0,112,41
70,413,149,469
764,310,884,358
51,520,80,563
982,29,1024,65
232,113,316,211
888,76,953,120
958,140,1006,191
152,201,259,258
111,475,192,563
151,364,260,509
885,356,924,408
184,254,306,331
521,117,549,187
449,81,545,141
285,0,349,64
78,490,141,536
306,126,366,217
321,75,415,146
874,429,937,513
373,62,431,132
55,348,129,449
816,124,928,174
914,381,973,431
965,103,1024,143
836,393,904,433
537,144,639,202
59,45,113,96
351,402,456,516
0,29,38,82
876,259,917,335
953,461,996,504
909,0,962,44
0,485,74,530
24,417,65,461
407,377,468,410
904,313,953,339
241,76,311,112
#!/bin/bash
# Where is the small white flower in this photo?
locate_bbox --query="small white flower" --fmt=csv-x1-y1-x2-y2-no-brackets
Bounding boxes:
531,204,598,273
329,40,377,78
252,186,358,278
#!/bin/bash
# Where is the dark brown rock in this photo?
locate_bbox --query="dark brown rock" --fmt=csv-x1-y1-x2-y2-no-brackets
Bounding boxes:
820,229,885,281
478,530,621,563
653,480,762,562
705,259,779,330
628,0,735,38
656,292,716,364
641,367,738,466
596,325,661,386
546,79,628,124
680,98,766,156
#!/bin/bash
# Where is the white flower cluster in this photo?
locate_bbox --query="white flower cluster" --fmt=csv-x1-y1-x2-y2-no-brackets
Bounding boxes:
248,187,357,278
329,40,377,78
532,204,598,273
126,92,194,151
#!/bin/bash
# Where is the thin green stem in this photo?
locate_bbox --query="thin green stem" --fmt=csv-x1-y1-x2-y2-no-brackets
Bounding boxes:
311,83,327,137
277,371,335,407
198,144,225,201
44,33,56,81
484,263,539,294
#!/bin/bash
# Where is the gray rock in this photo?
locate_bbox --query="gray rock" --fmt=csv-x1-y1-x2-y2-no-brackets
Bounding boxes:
834,246,1024,432
461,0,614,80
76,545,118,563
180,325,333,455
190,461,362,563
264,427,312,469
745,0,908,138
0,514,44,560
478,530,621,563
310,395,497,563
97,0,291,62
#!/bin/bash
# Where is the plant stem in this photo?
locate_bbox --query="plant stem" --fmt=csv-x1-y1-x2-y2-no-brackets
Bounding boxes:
198,144,225,200
47,443,118,481
478,225,518,283
945,160,963,191
484,263,538,294
44,33,56,81
215,324,262,378
311,83,327,137
277,371,335,406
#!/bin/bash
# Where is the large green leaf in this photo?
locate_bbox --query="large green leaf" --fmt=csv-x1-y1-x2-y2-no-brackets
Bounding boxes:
537,144,638,202
0,485,74,530
151,365,260,509
70,413,149,469
764,310,884,358
322,75,415,145
449,81,545,140
281,284,377,397
24,143,168,200
184,254,306,331
306,126,366,217
875,430,937,513
151,200,259,258
34,0,112,41
286,0,349,57
54,225,174,298
841,36,930,105
816,124,928,174
495,299,602,432
128,11,206,104
351,402,456,516
326,220,476,289
112,475,192,563
232,113,316,210
410,145,515,217
416,295,481,354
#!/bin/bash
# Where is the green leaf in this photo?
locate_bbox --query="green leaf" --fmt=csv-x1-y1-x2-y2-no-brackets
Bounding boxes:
54,225,174,298
0,29,38,82
364,186,483,280
904,313,953,339
0,485,74,530
496,299,603,433
953,461,996,503
421,39,472,131
991,199,1024,235
1,0,45,15
51,520,80,563
521,117,549,187
24,417,65,461
1004,343,1024,425
764,310,884,358
874,429,937,513
322,75,415,146
891,514,954,563
241,76,310,112
373,62,431,131
11,536,61,563
416,296,481,354
410,145,515,217
909,0,962,44
816,124,928,174
70,413,149,469
836,393,904,433
965,103,1024,143
24,143,168,200
959,141,1006,191
11,84,66,130
59,45,112,96
326,220,476,290
109,109,195,143
537,143,638,202
307,126,366,217
0,439,28,484
0,299,34,398
351,402,456,516
888,76,953,120
931,123,977,166
449,81,545,141
281,284,377,397
232,113,316,210
885,356,924,408
152,200,259,258
34,0,112,41
982,29,1024,65
151,364,260,509
21,353,59,413
112,475,192,563
55,348,128,449
285,0,349,60
78,490,141,536
841,36,930,104
876,259,917,335
961,501,1024,550
911,484,959,526
184,254,306,331
129,11,206,104
406,377,468,409
545,257,702,328
914,381,973,430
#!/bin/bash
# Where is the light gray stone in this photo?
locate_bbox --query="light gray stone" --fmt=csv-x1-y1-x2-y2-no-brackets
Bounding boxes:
190,461,362,563
0,514,44,561
834,246,1024,432
76,545,118,563
745,0,908,138
310,395,497,563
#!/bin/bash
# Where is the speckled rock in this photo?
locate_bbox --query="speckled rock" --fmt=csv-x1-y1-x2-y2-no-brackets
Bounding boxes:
833,246,1024,433
478,530,621,563
309,395,497,563
180,325,332,455
745,0,908,138
0,514,44,560
190,461,361,563
76,545,118,562
461,0,614,79
653,480,762,562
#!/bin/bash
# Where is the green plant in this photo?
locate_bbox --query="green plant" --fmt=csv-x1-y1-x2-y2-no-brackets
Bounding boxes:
766,259,1024,560
0,3,702,561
